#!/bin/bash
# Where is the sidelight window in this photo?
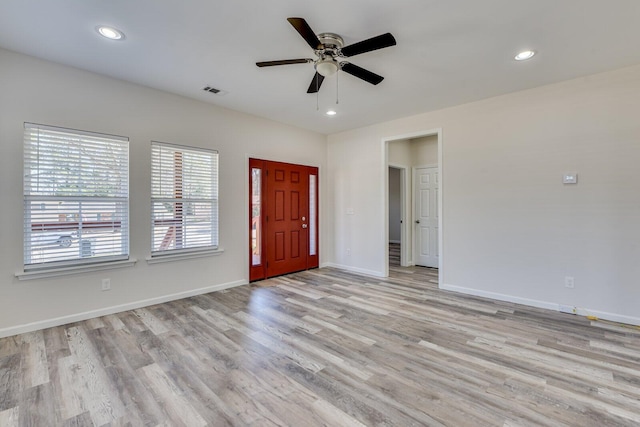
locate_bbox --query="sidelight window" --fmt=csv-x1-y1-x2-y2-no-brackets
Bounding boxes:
251,167,262,266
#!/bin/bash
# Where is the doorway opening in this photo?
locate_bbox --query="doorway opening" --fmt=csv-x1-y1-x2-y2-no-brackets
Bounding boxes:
384,130,442,280
249,158,319,281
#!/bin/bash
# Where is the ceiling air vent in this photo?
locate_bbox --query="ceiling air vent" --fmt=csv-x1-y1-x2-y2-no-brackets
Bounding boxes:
201,86,228,96
203,86,221,94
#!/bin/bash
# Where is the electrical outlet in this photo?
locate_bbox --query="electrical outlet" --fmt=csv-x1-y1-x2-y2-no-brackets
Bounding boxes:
559,304,576,314
101,278,111,291
564,276,575,288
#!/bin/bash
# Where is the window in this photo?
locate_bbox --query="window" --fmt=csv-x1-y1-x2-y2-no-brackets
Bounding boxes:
23,123,129,270
309,174,317,256
251,167,261,266
151,142,218,255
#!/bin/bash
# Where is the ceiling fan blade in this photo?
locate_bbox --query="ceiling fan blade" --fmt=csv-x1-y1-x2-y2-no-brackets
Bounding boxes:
307,72,325,93
256,59,312,67
341,62,384,85
340,33,396,57
287,17,323,50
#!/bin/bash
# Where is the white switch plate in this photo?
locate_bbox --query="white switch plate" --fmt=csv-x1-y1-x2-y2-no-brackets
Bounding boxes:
564,276,575,288
563,173,578,184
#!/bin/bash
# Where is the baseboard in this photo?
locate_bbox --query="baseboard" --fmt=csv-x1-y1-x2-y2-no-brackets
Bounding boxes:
440,283,640,326
388,240,401,244
440,283,558,310
0,279,248,338
573,308,640,326
321,263,385,278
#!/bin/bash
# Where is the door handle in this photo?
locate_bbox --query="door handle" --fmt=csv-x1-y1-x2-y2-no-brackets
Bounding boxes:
302,224,308,228
415,220,420,224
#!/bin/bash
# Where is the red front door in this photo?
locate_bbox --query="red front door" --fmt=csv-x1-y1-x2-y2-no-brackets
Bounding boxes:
249,159,318,281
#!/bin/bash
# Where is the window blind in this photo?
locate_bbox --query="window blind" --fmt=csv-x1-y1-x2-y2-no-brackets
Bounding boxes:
23,123,130,269
151,141,218,255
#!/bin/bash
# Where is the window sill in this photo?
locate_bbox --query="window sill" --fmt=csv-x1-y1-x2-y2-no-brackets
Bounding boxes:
146,247,224,264
16,258,137,281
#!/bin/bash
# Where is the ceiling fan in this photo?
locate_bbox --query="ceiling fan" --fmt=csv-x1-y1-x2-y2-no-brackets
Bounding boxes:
256,17,396,93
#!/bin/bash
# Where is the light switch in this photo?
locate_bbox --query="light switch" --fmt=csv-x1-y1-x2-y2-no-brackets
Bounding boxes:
563,173,578,184
346,208,355,215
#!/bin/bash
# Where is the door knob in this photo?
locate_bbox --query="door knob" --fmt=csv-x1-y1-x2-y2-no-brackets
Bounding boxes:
415,220,420,224
302,224,308,228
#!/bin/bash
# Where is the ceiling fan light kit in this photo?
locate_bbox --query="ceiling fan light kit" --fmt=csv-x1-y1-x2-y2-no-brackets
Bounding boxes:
256,17,396,94
315,58,339,77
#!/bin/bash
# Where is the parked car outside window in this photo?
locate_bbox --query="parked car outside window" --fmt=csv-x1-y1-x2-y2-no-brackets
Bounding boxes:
30,231,77,248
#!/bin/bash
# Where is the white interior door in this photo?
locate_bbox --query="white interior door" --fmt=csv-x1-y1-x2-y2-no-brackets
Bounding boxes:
414,166,438,268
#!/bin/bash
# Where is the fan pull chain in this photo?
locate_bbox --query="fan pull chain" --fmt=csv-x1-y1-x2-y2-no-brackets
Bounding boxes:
336,70,339,105
316,72,320,111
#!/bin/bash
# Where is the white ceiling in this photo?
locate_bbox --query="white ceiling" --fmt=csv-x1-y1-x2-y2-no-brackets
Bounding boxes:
1,1,640,135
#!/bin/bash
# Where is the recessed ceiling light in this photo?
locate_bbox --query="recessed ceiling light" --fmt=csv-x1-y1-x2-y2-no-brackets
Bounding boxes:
514,50,535,61
326,110,337,116
97,26,125,40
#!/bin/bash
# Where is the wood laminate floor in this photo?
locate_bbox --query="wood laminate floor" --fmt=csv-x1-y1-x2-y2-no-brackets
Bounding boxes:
1,263,640,426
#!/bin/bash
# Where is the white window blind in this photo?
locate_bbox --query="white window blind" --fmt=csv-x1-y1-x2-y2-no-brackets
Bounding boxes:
151,142,218,255
23,123,130,270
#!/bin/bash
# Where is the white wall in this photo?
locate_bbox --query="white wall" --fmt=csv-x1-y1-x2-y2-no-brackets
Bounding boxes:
328,64,640,325
0,49,327,335
410,136,438,167
388,136,438,168
388,139,411,166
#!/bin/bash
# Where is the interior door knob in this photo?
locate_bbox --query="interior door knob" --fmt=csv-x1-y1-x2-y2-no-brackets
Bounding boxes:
415,220,420,224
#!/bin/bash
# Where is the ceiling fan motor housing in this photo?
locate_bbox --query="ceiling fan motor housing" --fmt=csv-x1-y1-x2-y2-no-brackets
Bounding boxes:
317,33,344,50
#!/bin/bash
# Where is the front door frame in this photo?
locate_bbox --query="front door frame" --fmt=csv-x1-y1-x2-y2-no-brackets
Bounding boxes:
249,158,319,281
